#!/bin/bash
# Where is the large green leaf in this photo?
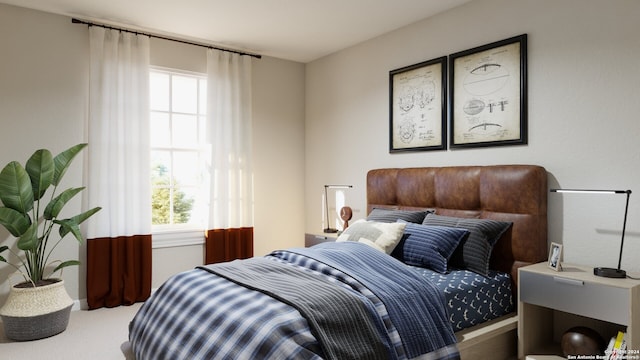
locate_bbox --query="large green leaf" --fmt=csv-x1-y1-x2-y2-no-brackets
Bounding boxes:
57,206,101,242
17,222,39,251
52,260,80,274
25,149,54,201
71,206,102,225
53,143,87,186
0,162,34,214
43,187,84,220
0,207,31,237
56,219,82,243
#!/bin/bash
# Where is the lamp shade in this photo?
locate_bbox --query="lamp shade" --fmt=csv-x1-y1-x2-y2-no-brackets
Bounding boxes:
323,185,352,233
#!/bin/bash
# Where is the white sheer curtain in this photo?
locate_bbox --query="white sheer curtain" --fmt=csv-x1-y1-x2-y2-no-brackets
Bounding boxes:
86,27,151,237
206,49,254,230
85,27,152,309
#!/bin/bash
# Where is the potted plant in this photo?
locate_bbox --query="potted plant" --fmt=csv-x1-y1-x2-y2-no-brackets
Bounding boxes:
0,143,100,341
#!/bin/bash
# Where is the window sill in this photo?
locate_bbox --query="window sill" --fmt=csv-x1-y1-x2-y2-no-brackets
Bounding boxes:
152,228,205,249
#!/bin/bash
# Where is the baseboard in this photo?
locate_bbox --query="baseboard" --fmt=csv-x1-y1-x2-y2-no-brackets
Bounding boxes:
72,288,157,311
72,299,88,311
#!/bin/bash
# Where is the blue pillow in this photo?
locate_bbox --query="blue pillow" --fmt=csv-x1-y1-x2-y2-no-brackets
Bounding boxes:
397,222,470,273
422,214,512,276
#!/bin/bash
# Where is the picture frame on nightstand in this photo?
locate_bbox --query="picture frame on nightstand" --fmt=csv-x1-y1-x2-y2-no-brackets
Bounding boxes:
548,242,563,271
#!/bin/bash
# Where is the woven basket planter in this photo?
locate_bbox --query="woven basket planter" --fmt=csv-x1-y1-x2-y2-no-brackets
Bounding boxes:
0,279,73,341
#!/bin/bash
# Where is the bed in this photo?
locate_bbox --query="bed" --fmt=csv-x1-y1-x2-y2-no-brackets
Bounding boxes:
126,165,548,360
365,165,548,359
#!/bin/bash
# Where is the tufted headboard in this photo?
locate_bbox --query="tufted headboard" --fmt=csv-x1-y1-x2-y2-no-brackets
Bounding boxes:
367,165,548,289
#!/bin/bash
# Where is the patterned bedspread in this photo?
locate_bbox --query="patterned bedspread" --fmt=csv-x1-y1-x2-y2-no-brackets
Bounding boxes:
128,242,460,360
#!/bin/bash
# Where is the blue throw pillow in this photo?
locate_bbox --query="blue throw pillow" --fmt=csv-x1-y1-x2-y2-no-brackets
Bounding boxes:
398,222,470,273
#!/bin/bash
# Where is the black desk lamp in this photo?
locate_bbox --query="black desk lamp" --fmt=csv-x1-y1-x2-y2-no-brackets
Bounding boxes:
323,185,352,233
550,189,632,278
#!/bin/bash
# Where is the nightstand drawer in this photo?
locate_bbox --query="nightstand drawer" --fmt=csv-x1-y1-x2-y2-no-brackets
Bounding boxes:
519,270,629,325
305,233,337,247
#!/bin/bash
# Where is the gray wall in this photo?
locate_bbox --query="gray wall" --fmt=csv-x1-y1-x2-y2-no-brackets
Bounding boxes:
305,0,640,274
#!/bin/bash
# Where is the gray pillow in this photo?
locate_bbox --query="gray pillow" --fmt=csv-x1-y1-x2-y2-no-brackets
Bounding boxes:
367,208,431,224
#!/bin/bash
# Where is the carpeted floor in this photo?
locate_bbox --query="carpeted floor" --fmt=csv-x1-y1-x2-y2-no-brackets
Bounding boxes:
0,302,142,359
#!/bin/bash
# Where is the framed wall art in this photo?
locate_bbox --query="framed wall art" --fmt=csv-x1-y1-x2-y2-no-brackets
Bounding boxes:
449,34,527,148
389,56,447,152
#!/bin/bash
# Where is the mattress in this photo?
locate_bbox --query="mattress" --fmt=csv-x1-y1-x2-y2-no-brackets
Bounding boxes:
414,267,514,331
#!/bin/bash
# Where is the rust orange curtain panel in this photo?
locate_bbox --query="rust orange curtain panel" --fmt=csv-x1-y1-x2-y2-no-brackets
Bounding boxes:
85,27,152,309
205,228,254,264
86,235,152,309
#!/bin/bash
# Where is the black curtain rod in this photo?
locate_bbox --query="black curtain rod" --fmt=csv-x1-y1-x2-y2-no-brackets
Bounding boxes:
71,18,261,59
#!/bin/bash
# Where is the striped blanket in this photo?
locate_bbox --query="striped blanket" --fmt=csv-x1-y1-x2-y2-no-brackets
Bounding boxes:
204,257,391,359
128,242,459,360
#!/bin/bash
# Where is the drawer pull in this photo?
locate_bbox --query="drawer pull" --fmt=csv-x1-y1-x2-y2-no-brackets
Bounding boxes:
554,277,584,287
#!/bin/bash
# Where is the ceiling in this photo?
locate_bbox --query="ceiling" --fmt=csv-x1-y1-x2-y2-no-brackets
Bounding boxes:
2,0,472,63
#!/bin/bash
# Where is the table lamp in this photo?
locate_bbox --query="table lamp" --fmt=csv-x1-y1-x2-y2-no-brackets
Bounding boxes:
550,188,632,278
323,185,352,233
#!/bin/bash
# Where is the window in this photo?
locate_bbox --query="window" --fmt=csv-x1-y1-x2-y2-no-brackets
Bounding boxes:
150,68,208,232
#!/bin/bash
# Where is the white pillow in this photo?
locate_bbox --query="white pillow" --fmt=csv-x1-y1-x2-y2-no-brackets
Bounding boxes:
336,219,406,254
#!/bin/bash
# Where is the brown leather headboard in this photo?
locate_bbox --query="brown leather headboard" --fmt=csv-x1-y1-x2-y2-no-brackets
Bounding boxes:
367,165,548,289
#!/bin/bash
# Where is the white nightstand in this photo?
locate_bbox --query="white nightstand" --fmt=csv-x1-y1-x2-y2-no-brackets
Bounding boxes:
304,232,338,247
518,262,640,359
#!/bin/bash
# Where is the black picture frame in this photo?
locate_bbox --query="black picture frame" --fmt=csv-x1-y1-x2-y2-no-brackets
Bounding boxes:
389,56,447,152
449,34,527,148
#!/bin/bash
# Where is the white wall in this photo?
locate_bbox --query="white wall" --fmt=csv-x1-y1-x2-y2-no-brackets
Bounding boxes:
305,0,640,274
252,56,306,256
0,4,89,303
0,4,306,302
